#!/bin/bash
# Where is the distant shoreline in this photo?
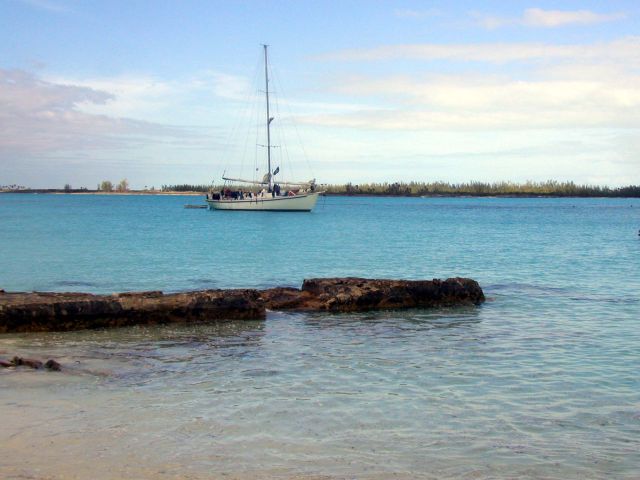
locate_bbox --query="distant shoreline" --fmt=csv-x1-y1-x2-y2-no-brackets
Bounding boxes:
1,189,639,198
0,189,204,196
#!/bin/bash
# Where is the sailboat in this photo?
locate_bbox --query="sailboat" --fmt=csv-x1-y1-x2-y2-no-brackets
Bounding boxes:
206,45,322,212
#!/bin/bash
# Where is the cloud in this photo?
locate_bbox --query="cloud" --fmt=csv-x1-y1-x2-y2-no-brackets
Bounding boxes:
0,69,189,157
299,64,640,131
331,73,640,108
316,36,640,64
306,33,639,184
308,35,640,135
394,8,440,19
523,8,626,27
46,70,252,121
206,72,252,101
44,74,176,120
474,8,626,29
301,107,640,131
15,0,69,13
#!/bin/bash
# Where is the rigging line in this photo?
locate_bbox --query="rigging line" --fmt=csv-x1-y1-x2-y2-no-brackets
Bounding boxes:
224,51,261,186
238,51,264,182
253,111,259,184
271,65,315,180
263,44,272,190
265,58,286,183
240,64,260,181
270,66,296,183
219,52,262,182
260,52,272,184
252,48,267,184
269,65,287,181
275,90,293,182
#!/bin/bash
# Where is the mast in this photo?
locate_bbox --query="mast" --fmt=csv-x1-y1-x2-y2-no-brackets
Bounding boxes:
263,44,273,191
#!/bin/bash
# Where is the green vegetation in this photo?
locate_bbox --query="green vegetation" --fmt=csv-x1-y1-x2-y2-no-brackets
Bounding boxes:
99,179,128,192
117,179,129,192
162,184,210,192
161,180,640,197
324,181,640,197
2,181,638,197
99,180,114,192
0,184,28,190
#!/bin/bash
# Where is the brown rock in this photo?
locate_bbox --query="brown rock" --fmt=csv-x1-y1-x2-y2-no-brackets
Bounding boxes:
300,277,484,311
11,356,43,369
44,359,62,371
0,278,484,333
260,287,314,310
263,277,484,312
0,289,264,333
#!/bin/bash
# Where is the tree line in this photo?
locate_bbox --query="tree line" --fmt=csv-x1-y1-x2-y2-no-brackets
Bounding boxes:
161,184,210,192
160,181,640,197
327,181,640,197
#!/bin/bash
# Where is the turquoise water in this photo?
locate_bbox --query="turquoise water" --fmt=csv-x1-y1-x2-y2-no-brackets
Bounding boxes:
1,194,639,479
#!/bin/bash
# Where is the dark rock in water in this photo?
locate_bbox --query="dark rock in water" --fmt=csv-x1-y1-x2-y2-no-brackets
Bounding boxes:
44,359,62,371
0,289,264,333
1,356,61,370
0,278,484,333
12,356,43,369
263,277,484,312
260,287,313,310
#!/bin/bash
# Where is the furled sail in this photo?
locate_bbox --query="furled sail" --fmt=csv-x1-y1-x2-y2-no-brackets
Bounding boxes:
221,176,316,188
222,176,268,185
276,179,316,188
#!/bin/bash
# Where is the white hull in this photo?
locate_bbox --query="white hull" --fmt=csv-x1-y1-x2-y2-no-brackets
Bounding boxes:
209,46,320,213
207,192,321,211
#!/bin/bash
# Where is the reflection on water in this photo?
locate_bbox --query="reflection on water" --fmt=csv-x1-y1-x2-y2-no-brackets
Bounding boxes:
1,196,640,479
2,301,639,479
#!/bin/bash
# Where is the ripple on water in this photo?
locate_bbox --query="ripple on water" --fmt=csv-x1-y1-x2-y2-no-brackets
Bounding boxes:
1,196,640,479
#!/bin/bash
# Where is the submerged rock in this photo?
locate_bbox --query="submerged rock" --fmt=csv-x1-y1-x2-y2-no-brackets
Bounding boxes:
0,356,62,370
12,356,43,369
0,278,484,333
44,359,62,371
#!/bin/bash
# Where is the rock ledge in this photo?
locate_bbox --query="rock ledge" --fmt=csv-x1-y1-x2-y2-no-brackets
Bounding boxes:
0,277,484,333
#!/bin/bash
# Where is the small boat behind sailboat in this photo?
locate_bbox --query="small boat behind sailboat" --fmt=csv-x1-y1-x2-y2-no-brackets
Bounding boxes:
206,45,322,212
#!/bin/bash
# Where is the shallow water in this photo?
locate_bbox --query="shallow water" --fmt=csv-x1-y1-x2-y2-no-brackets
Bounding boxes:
1,194,639,479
